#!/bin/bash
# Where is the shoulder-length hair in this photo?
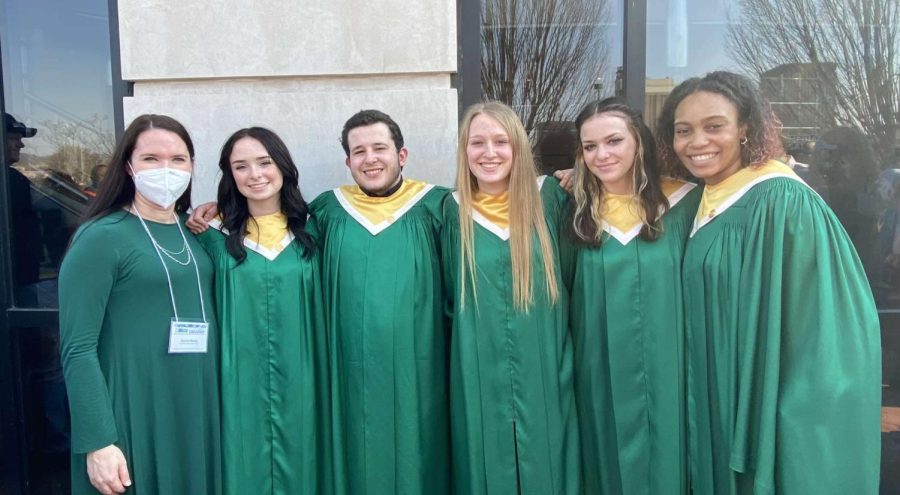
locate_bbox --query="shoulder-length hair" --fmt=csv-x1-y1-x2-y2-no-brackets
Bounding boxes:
656,71,783,176
570,98,669,246
83,114,194,221
217,127,315,263
456,101,559,311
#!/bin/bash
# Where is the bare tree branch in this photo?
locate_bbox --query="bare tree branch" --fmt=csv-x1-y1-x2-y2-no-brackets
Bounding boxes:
727,0,899,161
481,0,611,133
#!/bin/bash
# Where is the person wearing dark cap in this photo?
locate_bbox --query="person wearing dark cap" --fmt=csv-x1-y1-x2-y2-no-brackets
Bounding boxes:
5,112,41,291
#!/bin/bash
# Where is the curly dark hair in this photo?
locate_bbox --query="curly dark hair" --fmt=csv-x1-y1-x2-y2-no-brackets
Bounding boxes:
655,71,783,177
217,127,315,263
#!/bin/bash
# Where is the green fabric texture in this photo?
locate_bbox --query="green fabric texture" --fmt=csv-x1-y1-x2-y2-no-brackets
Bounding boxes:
682,177,881,494
59,210,221,494
442,177,581,495
308,186,452,495
196,225,331,494
567,185,700,495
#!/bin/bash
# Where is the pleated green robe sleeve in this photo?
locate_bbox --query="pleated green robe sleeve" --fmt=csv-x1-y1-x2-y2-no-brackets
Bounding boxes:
682,177,881,495
59,211,221,495
569,185,700,495
308,186,451,495
442,177,581,495
196,227,330,495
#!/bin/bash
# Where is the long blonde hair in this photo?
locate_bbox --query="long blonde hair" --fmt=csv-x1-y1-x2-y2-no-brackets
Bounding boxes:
456,101,559,311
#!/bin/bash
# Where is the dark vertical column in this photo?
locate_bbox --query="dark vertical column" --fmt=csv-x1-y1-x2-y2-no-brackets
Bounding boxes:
622,0,647,112
108,0,131,138
455,0,483,116
0,30,26,495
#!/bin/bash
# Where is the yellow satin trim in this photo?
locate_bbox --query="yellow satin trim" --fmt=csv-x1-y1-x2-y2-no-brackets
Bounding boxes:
245,212,289,252
602,178,689,232
602,193,642,233
338,179,428,225
473,189,509,230
696,160,797,222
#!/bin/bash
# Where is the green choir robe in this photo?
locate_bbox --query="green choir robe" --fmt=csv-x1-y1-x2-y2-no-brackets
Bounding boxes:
682,164,881,494
568,180,700,495
308,180,451,495
442,177,581,495
197,214,330,495
59,211,221,494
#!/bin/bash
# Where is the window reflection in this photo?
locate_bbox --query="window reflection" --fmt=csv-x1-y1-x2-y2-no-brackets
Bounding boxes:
13,324,71,494
479,0,623,174
2,0,115,308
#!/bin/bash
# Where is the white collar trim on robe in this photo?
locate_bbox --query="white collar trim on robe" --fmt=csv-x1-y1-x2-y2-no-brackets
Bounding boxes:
451,175,547,242
603,181,697,245
690,173,805,237
208,217,295,261
333,183,435,236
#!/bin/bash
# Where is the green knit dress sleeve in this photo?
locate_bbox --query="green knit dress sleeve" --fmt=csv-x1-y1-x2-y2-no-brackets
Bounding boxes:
59,220,120,454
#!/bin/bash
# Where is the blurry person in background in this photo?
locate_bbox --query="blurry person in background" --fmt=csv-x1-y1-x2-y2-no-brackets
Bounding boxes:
4,112,41,295
85,163,109,197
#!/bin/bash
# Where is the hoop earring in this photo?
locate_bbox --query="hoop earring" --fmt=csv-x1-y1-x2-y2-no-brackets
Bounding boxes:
740,136,748,145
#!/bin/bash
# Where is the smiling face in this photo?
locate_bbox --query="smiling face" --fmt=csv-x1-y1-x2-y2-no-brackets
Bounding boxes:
345,122,407,195
579,112,637,195
230,136,284,216
673,91,747,185
466,114,513,195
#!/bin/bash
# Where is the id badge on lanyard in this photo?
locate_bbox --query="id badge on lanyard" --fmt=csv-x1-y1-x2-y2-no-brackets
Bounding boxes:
168,318,210,353
132,204,210,355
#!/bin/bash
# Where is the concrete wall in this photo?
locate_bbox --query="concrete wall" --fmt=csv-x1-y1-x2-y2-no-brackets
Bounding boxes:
118,0,458,203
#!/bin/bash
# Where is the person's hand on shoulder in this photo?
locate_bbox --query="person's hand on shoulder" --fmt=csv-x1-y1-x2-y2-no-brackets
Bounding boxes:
87,444,131,494
554,168,574,194
186,202,219,234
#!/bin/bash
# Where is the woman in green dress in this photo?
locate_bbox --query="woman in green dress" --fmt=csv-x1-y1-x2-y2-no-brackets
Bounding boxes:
197,127,330,494
566,98,699,495
655,71,881,494
59,114,221,494
443,101,580,495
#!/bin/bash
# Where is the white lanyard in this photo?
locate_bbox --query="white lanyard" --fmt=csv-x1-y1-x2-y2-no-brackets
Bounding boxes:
131,203,208,323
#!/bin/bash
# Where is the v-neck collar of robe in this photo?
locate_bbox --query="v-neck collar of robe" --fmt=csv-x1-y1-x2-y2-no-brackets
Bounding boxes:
209,212,294,261
603,178,697,245
333,178,434,235
452,175,547,241
691,159,802,237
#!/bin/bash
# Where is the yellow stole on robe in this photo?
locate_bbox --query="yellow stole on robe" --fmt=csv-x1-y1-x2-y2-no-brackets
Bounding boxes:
472,189,510,230
600,178,697,244
335,179,433,235
210,212,294,261
695,160,799,222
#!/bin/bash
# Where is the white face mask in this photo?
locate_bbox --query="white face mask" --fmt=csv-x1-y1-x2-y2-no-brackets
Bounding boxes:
131,164,192,209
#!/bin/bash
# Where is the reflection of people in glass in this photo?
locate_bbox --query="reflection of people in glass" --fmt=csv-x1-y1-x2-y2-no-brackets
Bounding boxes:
565,98,699,495
814,127,880,274
443,102,580,494
84,163,108,197
59,114,221,494
195,128,329,494
656,71,880,494
4,112,41,291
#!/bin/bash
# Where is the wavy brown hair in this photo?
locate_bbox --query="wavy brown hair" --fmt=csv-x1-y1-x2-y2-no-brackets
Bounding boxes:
570,98,669,246
656,71,783,177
